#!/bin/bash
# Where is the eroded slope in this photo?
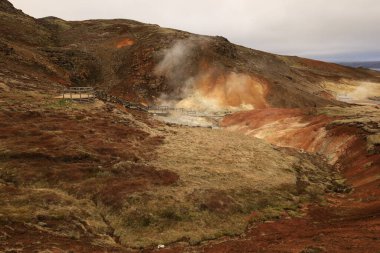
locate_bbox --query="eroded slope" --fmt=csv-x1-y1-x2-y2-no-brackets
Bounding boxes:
218,105,380,252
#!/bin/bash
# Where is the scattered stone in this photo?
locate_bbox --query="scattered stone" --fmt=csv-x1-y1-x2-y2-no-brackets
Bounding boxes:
300,246,326,253
37,222,48,227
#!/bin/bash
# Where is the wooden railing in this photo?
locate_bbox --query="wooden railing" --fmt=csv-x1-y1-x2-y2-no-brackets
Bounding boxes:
62,87,95,101
94,91,148,111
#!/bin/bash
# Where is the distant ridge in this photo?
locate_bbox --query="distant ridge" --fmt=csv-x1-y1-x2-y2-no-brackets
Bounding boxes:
338,61,380,70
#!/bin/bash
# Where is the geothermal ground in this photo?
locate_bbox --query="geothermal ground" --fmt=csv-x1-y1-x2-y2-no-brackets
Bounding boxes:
1,0,380,252
1,76,380,253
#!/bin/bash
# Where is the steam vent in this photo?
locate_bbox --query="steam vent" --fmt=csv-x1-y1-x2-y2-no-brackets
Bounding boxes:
0,0,379,252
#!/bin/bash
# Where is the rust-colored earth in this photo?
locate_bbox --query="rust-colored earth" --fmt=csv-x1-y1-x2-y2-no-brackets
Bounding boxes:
217,107,380,253
1,0,380,252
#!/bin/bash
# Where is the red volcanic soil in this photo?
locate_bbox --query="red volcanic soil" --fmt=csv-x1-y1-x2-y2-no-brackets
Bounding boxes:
222,108,306,129
221,108,359,164
214,108,380,253
202,200,380,253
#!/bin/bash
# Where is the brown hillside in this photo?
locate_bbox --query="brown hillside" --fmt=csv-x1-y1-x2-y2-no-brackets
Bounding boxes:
1,0,380,109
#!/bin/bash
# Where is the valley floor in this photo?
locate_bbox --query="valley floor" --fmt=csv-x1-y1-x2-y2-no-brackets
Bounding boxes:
0,84,379,252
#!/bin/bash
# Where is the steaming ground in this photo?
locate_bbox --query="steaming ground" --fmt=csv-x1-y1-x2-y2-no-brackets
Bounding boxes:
153,38,380,113
150,38,271,127
154,38,269,112
154,113,217,128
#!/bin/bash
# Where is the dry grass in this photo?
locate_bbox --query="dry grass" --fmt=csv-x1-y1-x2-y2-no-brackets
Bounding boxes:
0,184,118,247
367,134,380,152
103,126,339,247
154,127,296,190
0,88,168,250
318,105,380,153
318,105,380,118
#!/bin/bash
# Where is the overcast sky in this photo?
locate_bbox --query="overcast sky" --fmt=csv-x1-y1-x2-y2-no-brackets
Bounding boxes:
9,0,380,62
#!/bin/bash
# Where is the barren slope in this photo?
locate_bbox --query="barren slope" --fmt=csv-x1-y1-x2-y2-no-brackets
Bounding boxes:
1,0,380,110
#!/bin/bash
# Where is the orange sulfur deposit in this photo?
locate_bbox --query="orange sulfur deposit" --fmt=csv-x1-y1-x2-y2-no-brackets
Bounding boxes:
171,61,270,111
195,71,269,110
116,38,135,48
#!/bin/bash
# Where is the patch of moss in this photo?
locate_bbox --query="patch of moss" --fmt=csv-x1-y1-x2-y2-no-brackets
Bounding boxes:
45,98,73,109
